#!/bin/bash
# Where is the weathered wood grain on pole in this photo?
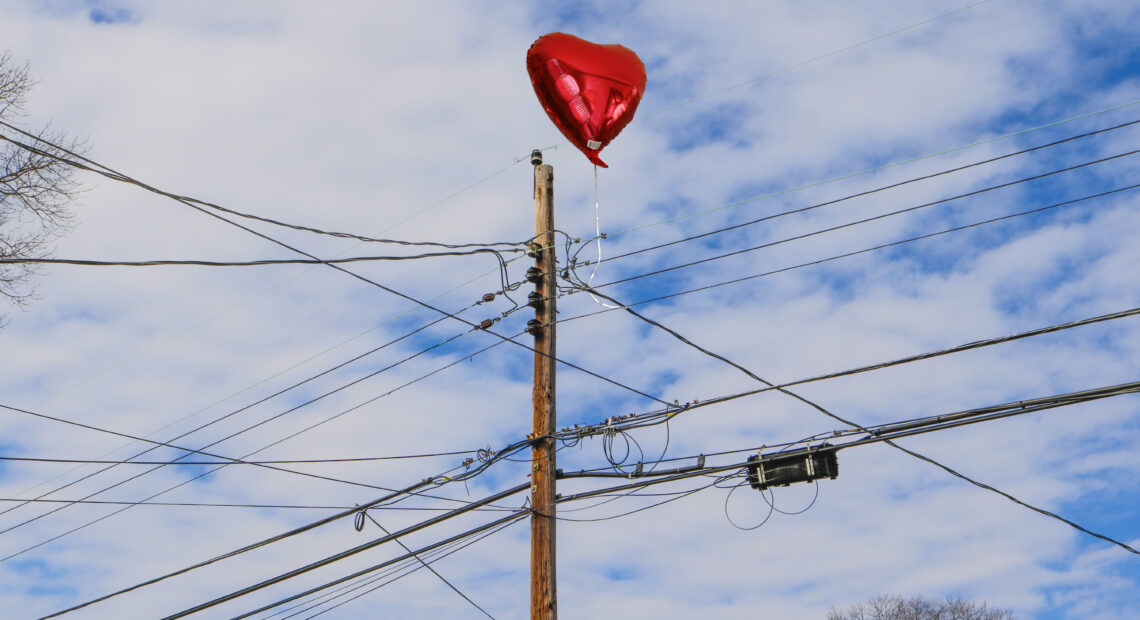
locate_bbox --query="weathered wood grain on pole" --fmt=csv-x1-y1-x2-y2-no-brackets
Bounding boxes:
531,159,557,620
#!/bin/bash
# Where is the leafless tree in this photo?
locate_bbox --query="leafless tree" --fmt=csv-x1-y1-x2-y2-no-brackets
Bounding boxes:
0,50,83,316
827,594,1015,620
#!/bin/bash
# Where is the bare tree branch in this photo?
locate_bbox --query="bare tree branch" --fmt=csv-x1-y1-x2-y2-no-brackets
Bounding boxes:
0,51,83,311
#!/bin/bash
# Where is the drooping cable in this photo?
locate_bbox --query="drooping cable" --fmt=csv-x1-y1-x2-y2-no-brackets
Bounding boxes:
0,125,671,408
574,286,1140,555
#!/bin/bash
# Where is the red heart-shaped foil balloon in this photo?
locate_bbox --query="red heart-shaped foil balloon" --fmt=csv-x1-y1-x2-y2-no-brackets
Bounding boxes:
527,33,646,168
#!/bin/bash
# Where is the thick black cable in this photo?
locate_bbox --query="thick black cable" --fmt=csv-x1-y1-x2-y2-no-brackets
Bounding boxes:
0,126,670,407
592,149,1140,289
42,435,533,618
40,476,433,619
161,483,531,619
0,402,384,500
0,249,519,267
595,118,1140,266
278,515,520,619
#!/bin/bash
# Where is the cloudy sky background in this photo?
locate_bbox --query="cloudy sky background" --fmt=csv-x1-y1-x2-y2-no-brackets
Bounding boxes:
0,0,1138,618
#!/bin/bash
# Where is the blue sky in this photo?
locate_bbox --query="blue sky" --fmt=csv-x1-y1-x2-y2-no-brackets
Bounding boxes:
0,1,1138,618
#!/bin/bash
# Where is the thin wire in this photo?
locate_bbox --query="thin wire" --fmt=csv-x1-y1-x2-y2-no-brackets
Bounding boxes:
0,127,671,407
0,497,513,511
0,327,475,546
590,149,1140,290
605,101,1140,241
0,122,523,251
3,272,519,522
562,182,1140,325
594,118,1140,266
163,485,532,620
361,511,496,619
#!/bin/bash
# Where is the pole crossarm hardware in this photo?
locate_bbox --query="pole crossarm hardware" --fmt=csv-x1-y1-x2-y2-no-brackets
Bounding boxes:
530,149,558,620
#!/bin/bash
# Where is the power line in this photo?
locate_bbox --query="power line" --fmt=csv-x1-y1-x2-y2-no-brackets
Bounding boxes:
568,286,1140,555
360,511,497,620
122,377,1139,619
233,513,529,620
588,149,1140,290
40,436,538,617
0,267,521,527
591,118,1140,267
612,101,1140,242
274,514,522,619
560,305,1140,438
0,248,520,267
562,182,1140,325
0,121,523,252
0,449,477,466
160,483,532,620
0,124,671,408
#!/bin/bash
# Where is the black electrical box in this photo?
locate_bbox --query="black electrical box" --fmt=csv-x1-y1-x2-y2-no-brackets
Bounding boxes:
746,445,838,491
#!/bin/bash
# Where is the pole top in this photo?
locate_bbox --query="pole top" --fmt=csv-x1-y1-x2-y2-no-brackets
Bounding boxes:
530,149,543,166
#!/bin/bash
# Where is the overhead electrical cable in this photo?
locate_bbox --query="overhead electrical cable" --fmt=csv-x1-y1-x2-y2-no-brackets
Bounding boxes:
0,326,474,535
0,121,523,252
560,306,1140,437
5,264,524,520
359,511,497,620
0,310,468,520
590,118,1140,266
274,515,522,619
228,513,529,620
146,378,1139,620
0,249,520,268
588,149,1140,290
601,101,1140,242
4,327,539,565
0,125,671,407
573,286,1140,554
0,449,477,466
42,432,542,617
561,183,1140,324
159,482,532,619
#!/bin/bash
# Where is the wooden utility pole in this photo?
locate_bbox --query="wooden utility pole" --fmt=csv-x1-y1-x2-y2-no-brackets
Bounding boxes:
529,150,557,620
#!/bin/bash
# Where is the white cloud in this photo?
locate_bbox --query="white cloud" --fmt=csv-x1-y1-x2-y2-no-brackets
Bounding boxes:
0,1,1138,618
